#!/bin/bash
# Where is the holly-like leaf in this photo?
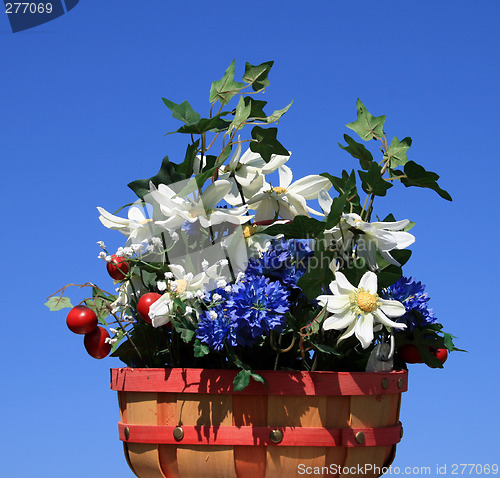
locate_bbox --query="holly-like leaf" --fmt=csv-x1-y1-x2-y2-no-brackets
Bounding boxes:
346,99,386,141
175,140,200,178
128,156,186,199
386,136,412,168
325,192,348,229
266,99,294,123
210,59,245,104
321,170,361,212
161,98,201,124
401,161,452,201
262,215,326,239
338,134,373,170
45,296,73,312
242,60,274,91
250,126,289,162
358,162,392,196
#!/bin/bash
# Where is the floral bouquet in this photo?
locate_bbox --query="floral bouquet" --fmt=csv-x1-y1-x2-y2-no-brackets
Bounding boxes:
46,61,461,390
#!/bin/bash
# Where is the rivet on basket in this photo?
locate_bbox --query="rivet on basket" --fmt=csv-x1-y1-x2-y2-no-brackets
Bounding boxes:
270,429,283,444
381,377,389,389
173,426,184,442
124,426,130,440
355,431,365,444
397,378,403,389
400,425,404,439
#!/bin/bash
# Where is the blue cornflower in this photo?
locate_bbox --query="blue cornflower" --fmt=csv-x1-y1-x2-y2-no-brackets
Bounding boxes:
382,276,436,330
196,304,237,351
226,275,290,347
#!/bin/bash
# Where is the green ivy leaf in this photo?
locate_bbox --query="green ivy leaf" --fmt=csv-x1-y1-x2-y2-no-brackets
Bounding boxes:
321,170,361,212
233,369,266,391
325,192,349,229
358,162,392,196
338,134,374,170
386,136,412,168
266,99,294,123
175,140,200,178
84,296,110,324
44,296,73,312
210,59,245,104
346,99,386,141
262,215,326,239
161,98,201,125
173,113,231,135
401,161,452,201
243,97,267,119
193,339,210,358
128,156,186,199
242,60,274,91
228,95,252,135
250,126,289,162
312,343,341,356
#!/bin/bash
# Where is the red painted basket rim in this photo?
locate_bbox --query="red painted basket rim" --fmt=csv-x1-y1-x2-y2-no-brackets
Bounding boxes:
110,367,408,396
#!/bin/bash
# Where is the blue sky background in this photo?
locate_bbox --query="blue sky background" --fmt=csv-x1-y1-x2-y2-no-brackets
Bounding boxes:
1,1,499,477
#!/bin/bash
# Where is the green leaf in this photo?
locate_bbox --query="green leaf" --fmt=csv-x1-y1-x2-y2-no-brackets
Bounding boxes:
312,343,341,356
346,99,386,141
210,59,245,104
358,162,392,196
228,95,252,135
401,161,452,201
243,97,267,119
161,98,201,124
338,134,374,170
386,136,412,168
325,192,349,229
233,370,266,391
45,296,73,312
266,99,294,123
242,60,274,91
193,339,210,358
262,215,326,239
321,170,361,212
84,296,110,324
128,156,186,199
175,140,200,178
250,126,289,162
173,113,231,135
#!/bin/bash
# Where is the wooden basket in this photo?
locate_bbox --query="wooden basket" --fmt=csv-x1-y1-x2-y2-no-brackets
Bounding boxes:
110,368,407,478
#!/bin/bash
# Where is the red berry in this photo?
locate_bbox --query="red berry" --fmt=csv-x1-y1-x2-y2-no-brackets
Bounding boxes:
397,344,423,363
66,305,98,335
431,348,448,366
84,327,112,359
106,255,130,280
137,293,162,324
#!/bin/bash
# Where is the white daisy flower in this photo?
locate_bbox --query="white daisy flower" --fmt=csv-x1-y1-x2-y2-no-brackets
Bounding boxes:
317,271,406,349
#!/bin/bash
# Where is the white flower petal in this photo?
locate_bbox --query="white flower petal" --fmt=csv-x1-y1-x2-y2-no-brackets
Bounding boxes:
378,298,406,318
322,308,356,331
372,308,407,329
317,294,350,314
288,175,332,200
358,271,377,293
355,313,374,349
278,165,293,189
332,272,356,294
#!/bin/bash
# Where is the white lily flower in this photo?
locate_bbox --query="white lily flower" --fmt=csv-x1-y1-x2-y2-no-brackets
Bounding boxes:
220,142,290,206
97,205,159,245
317,271,406,349
151,180,252,230
325,213,415,269
247,165,332,222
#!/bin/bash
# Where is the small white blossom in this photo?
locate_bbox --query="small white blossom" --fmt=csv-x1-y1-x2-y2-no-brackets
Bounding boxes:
105,337,118,344
224,285,232,293
185,306,193,315
212,293,222,302
217,279,227,288
157,280,167,291
165,272,174,279
105,255,113,263
209,310,218,320
185,291,194,299
97,241,106,249
201,259,209,271
236,271,245,282
98,251,107,260
109,328,118,334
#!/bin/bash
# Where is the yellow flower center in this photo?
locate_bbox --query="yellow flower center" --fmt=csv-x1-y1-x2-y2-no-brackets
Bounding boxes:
242,225,256,238
356,291,378,312
173,279,187,294
272,186,287,195
140,218,153,225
